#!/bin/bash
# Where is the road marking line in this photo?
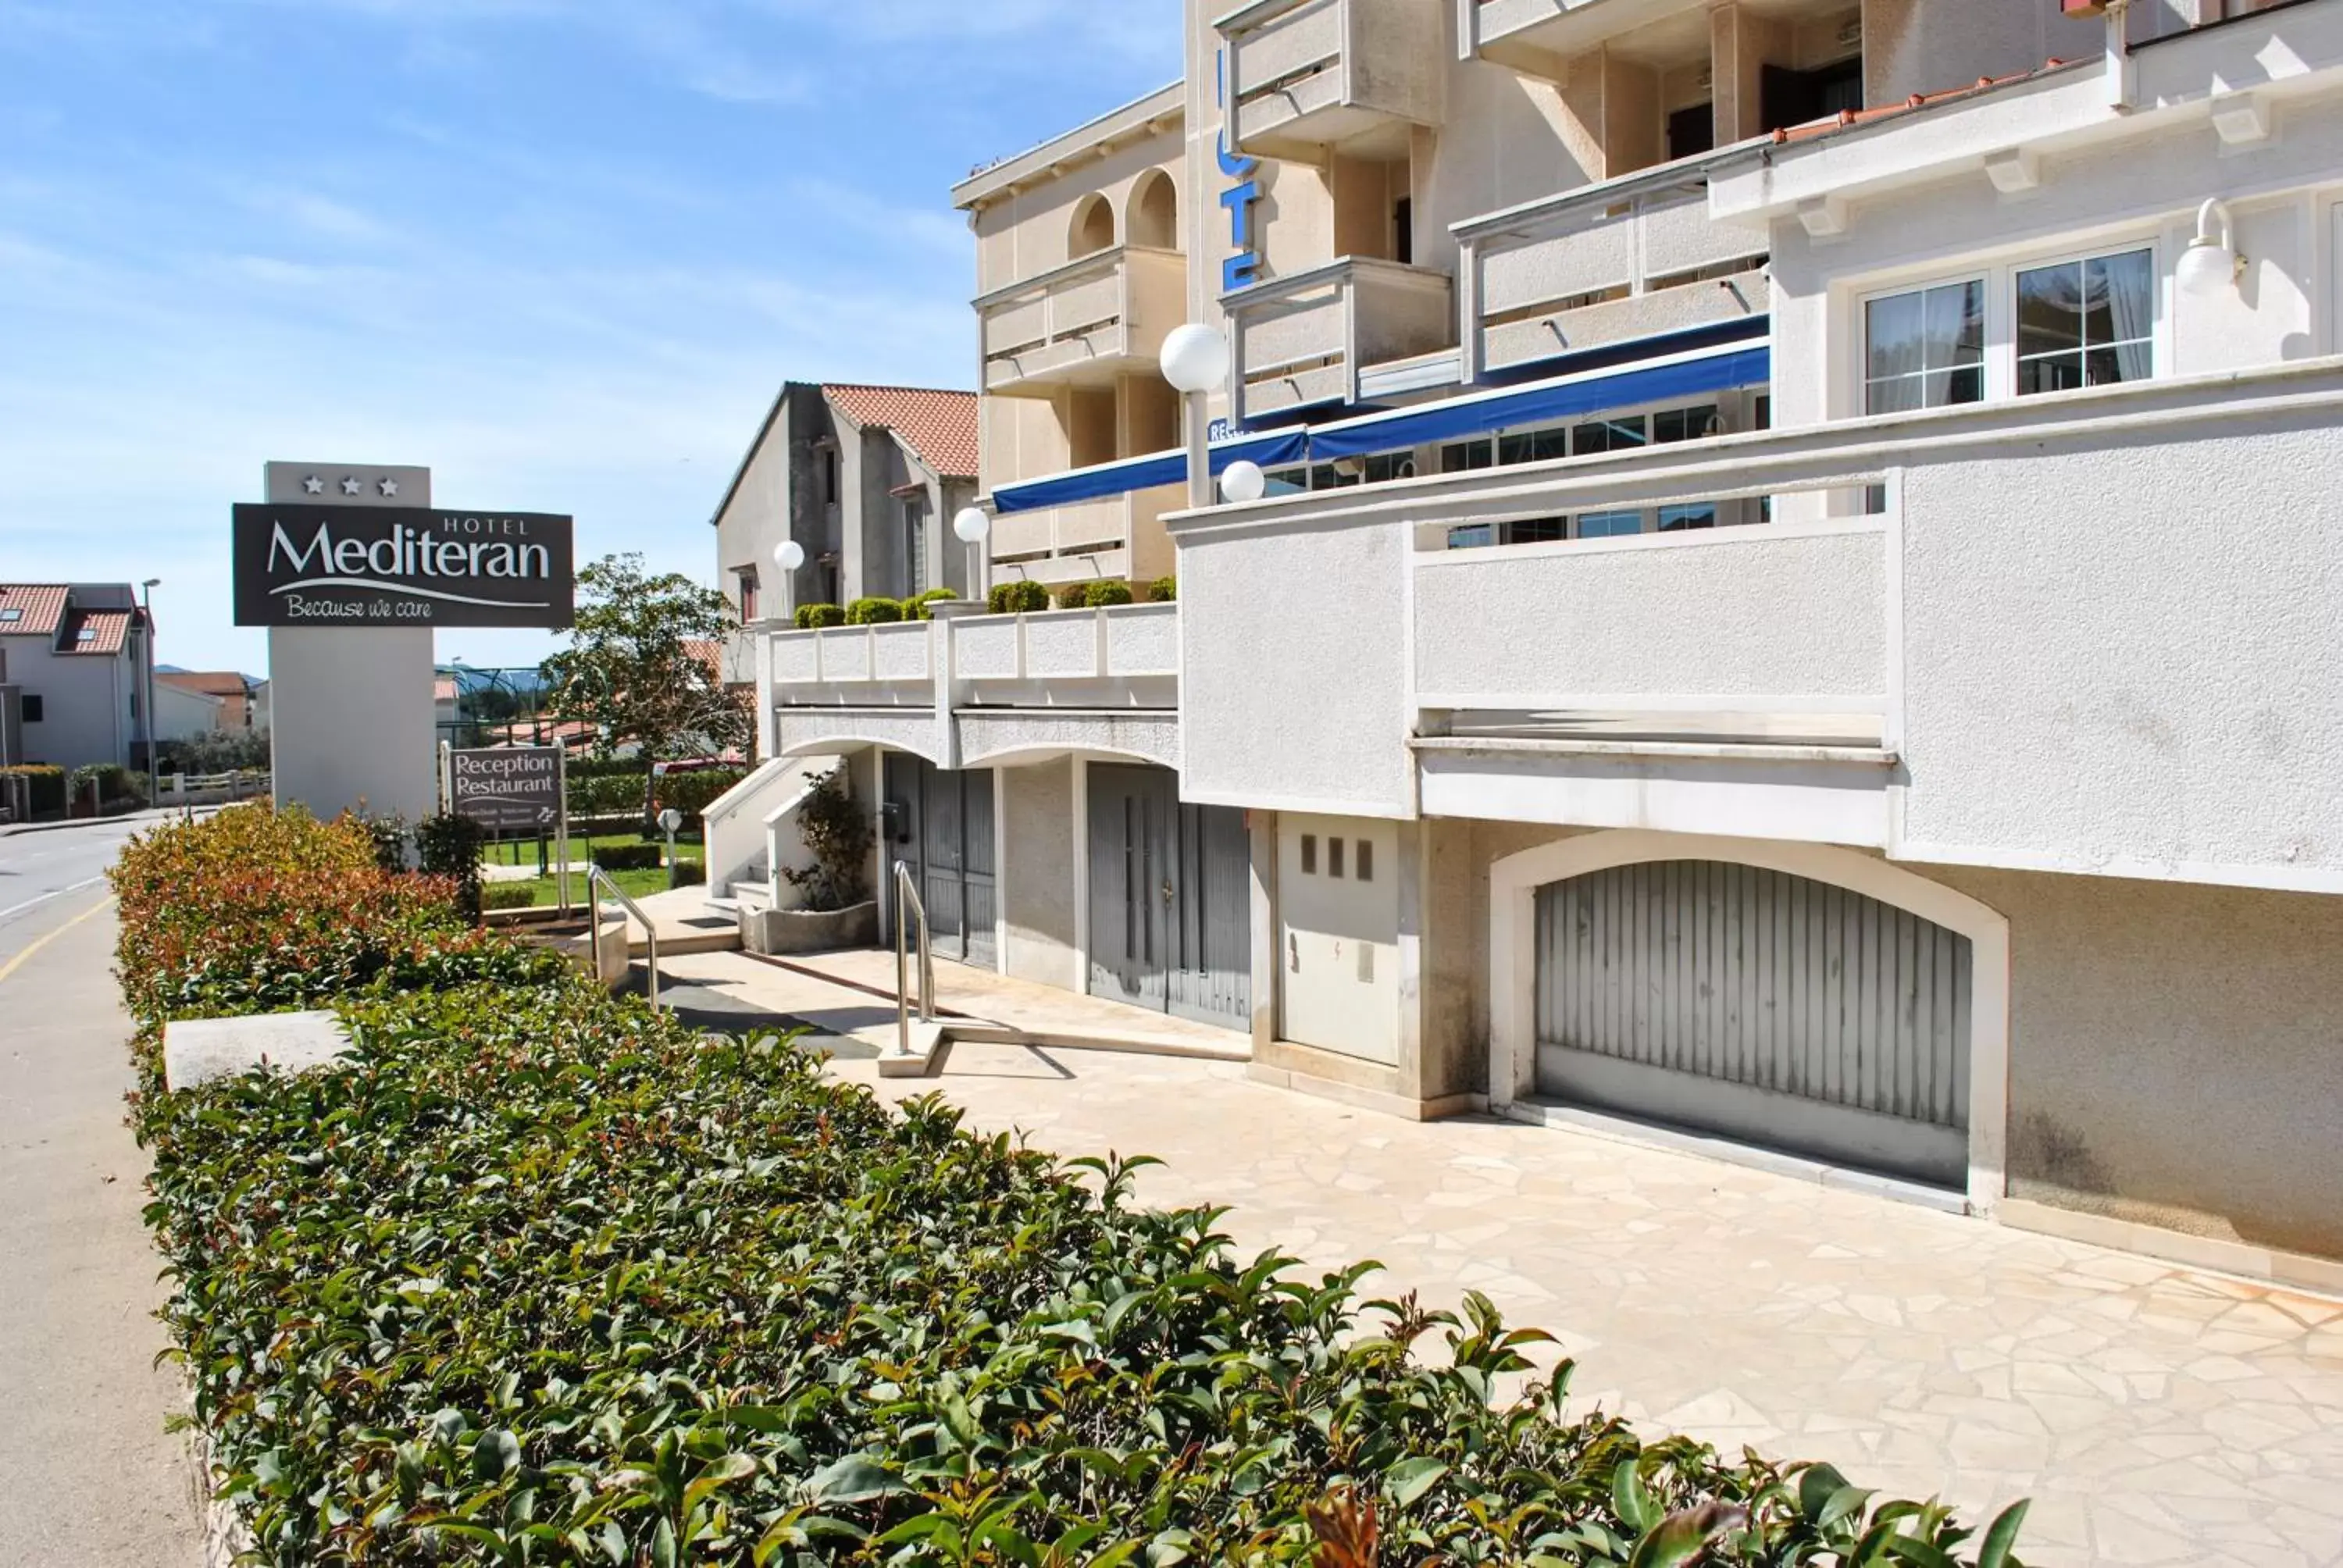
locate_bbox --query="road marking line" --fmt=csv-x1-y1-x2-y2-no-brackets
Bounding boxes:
0,896,115,989
0,875,109,925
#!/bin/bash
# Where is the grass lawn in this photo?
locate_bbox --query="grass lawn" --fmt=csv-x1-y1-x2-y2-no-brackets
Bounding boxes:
481,829,704,868
485,861,701,910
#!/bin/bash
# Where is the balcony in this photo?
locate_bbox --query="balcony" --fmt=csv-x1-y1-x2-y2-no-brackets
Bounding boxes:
978,246,1187,397
1457,165,1769,380
1462,0,1710,74
986,484,1182,587
1226,256,1455,421
1221,0,1444,159
768,602,1182,772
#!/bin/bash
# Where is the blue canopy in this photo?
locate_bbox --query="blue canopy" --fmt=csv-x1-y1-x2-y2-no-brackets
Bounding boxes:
986,331,1770,515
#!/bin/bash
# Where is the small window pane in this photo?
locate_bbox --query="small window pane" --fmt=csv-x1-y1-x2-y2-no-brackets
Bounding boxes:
1657,504,1716,532
1446,524,1495,551
1576,511,1644,539
1328,837,1345,878
1300,834,1317,875
1866,280,1984,414
2017,248,2152,397
1505,518,1567,544
1356,839,1374,882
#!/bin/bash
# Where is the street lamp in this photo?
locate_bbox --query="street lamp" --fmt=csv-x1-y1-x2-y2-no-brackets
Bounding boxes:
139,578,160,807
1161,323,1233,510
952,508,991,602
771,538,805,623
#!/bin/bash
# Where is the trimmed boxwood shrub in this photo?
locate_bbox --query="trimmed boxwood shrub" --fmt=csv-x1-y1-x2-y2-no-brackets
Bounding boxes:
794,603,846,630
986,580,1050,615
904,588,957,621
1052,581,1093,610
1086,580,1135,608
481,881,539,911
115,807,2029,1567
589,841,663,872
844,597,903,625
1149,575,1177,603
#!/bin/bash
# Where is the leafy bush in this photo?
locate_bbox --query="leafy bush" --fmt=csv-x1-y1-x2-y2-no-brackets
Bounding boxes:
70,761,144,806
779,768,871,913
482,882,539,911
655,766,748,826
670,859,707,889
0,763,66,816
413,812,487,924
109,804,559,1021
794,603,846,630
154,728,272,775
1086,580,1135,608
568,771,650,821
986,580,1050,615
590,842,664,872
844,597,903,625
1149,576,1178,603
904,588,957,621
1053,581,1093,610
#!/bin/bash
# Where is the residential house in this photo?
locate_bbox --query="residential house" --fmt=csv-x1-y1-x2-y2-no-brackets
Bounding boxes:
157,670,262,733
0,583,155,773
741,0,2343,1291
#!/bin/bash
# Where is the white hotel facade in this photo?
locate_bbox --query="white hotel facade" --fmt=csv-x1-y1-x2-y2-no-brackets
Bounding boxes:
717,0,2343,1288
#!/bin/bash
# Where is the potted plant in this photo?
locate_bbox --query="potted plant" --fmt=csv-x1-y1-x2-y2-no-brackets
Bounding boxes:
740,769,880,954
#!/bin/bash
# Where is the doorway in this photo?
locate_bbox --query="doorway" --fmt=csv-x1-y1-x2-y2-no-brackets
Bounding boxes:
881,754,996,968
1086,763,1250,1031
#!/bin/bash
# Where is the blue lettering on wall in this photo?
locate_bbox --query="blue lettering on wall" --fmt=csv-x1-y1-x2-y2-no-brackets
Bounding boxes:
1217,48,1261,294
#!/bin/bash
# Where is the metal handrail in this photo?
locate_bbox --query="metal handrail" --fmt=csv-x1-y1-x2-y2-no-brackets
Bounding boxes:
586,864,662,1014
893,859,933,1060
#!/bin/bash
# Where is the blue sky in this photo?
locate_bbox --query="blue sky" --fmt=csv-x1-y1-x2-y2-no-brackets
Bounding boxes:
0,0,1184,673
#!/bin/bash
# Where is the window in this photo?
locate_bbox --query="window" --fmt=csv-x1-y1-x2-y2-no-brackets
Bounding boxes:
1658,504,1717,532
1574,414,1648,454
1669,102,1714,161
0,608,20,622
1440,439,1495,473
1300,834,1318,875
1355,839,1374,882
1575,511,1645,539
1497,426,1571,465
904,499,930,596
1864,280,1984,414
735,568,760,625
1446,523,1495,550
1328,838,1346,878
819,445,841,506
1393,196,1414,267
21,695,41,722
1653,404,1718,444
2017,249,2153,395
76,626,95,643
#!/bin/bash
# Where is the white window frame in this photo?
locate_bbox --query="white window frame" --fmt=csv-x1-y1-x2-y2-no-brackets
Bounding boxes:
1850,232,2167,416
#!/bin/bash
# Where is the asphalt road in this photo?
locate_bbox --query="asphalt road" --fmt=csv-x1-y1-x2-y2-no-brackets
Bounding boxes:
0,818,206,1564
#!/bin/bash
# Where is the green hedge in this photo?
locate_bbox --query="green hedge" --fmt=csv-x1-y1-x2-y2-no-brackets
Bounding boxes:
1086,581,1134,608
844,597,902,625
0,764,66,815
589,841,664,872
904,588,957,621
568,772,648,819
116,808,2029,1567
70,761,145,804
1148,576,1177,604
656,767,748,825
794,603,846,630
986,580,1050,615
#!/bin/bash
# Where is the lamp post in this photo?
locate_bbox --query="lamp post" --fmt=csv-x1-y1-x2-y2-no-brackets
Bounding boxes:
1161,323,1233,509
952,508,991,603
139,577,160,808
771,538,805,624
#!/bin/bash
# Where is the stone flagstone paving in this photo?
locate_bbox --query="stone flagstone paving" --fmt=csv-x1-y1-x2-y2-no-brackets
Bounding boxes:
826,1042,2343,1568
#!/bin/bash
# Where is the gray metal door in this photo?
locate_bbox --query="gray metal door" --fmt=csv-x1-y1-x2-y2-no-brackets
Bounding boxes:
1534,861,1971,1187
1087,764,1249,1031
882,754,994,968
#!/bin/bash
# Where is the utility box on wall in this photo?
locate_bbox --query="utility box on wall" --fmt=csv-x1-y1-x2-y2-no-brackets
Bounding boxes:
1275,812,1401,1066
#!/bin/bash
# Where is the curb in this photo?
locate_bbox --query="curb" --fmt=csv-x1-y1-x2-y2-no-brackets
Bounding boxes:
0,807,217,839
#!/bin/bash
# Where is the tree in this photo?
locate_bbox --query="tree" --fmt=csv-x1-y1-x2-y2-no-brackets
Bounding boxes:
538,554,749,793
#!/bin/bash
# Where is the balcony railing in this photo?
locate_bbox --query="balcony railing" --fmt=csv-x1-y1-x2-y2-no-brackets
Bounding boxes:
988,484,1182,588
1226,256,1455,421
1461,0,1710,73
1221,0,1445,159
1456,162,1769,380
770,601,1180,704
977,245,1187,397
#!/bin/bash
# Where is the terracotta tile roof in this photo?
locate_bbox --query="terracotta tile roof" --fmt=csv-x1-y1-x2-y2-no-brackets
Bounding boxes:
159,671,252,698
1771,61,2071,146
59,608,131,655
434,675,460,703
0,584,69,636
822,383,979,479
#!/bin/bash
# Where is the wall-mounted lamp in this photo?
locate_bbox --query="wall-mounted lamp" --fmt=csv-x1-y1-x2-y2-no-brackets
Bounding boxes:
2177,198,2245,298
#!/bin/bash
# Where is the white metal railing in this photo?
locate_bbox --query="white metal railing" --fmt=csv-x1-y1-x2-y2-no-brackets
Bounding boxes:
891,860,933,1062
587,864,662,1014
770,602,1180,691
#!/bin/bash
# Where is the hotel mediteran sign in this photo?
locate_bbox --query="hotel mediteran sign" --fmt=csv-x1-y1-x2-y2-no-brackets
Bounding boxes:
232,501,576,629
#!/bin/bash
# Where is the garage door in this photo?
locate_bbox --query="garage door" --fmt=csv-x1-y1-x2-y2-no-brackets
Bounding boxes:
1535,861,1971,1187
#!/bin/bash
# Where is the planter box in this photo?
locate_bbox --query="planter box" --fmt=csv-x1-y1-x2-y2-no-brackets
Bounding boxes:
740,898,878,957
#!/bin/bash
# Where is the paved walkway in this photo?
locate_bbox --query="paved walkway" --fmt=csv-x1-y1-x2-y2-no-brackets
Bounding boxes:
0,898,204,1564
830,1039,2343,1567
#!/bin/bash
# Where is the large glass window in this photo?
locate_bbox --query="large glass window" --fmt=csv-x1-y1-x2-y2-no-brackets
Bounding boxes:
2017,249,2153,395
1574,511,1644,539
1657,504,1717,532
1864,280,1984,414
1574,414,1648,454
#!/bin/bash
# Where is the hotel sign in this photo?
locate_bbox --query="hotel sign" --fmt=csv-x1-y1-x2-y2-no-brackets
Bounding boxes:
231,504,576,629
448,745,563,831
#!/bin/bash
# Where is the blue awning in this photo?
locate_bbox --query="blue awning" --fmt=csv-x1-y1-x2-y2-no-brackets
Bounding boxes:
992,427,1307,514
986,331,1769,514
1306,342,1770,460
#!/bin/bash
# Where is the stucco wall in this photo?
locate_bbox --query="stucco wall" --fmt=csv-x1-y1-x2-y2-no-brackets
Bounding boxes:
1898,412,2343,882
1179,515,1411,816
1414,523,1886,704
1929,864,2343,1262
5,643,130,772
1862,0,2101,107
1000,758,1080,991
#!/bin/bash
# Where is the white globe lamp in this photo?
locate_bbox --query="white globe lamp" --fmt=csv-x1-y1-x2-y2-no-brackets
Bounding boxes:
952,507,990,543
1218,459,1267,505
772,540,805,573
1161,323,1232,395
2176,198,2241,298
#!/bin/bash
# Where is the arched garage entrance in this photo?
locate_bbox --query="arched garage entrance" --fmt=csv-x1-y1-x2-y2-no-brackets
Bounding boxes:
1491,832,2010,1203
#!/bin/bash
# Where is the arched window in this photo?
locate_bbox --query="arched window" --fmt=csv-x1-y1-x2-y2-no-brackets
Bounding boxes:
1069,194,1114,259
1127,169,1179,251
